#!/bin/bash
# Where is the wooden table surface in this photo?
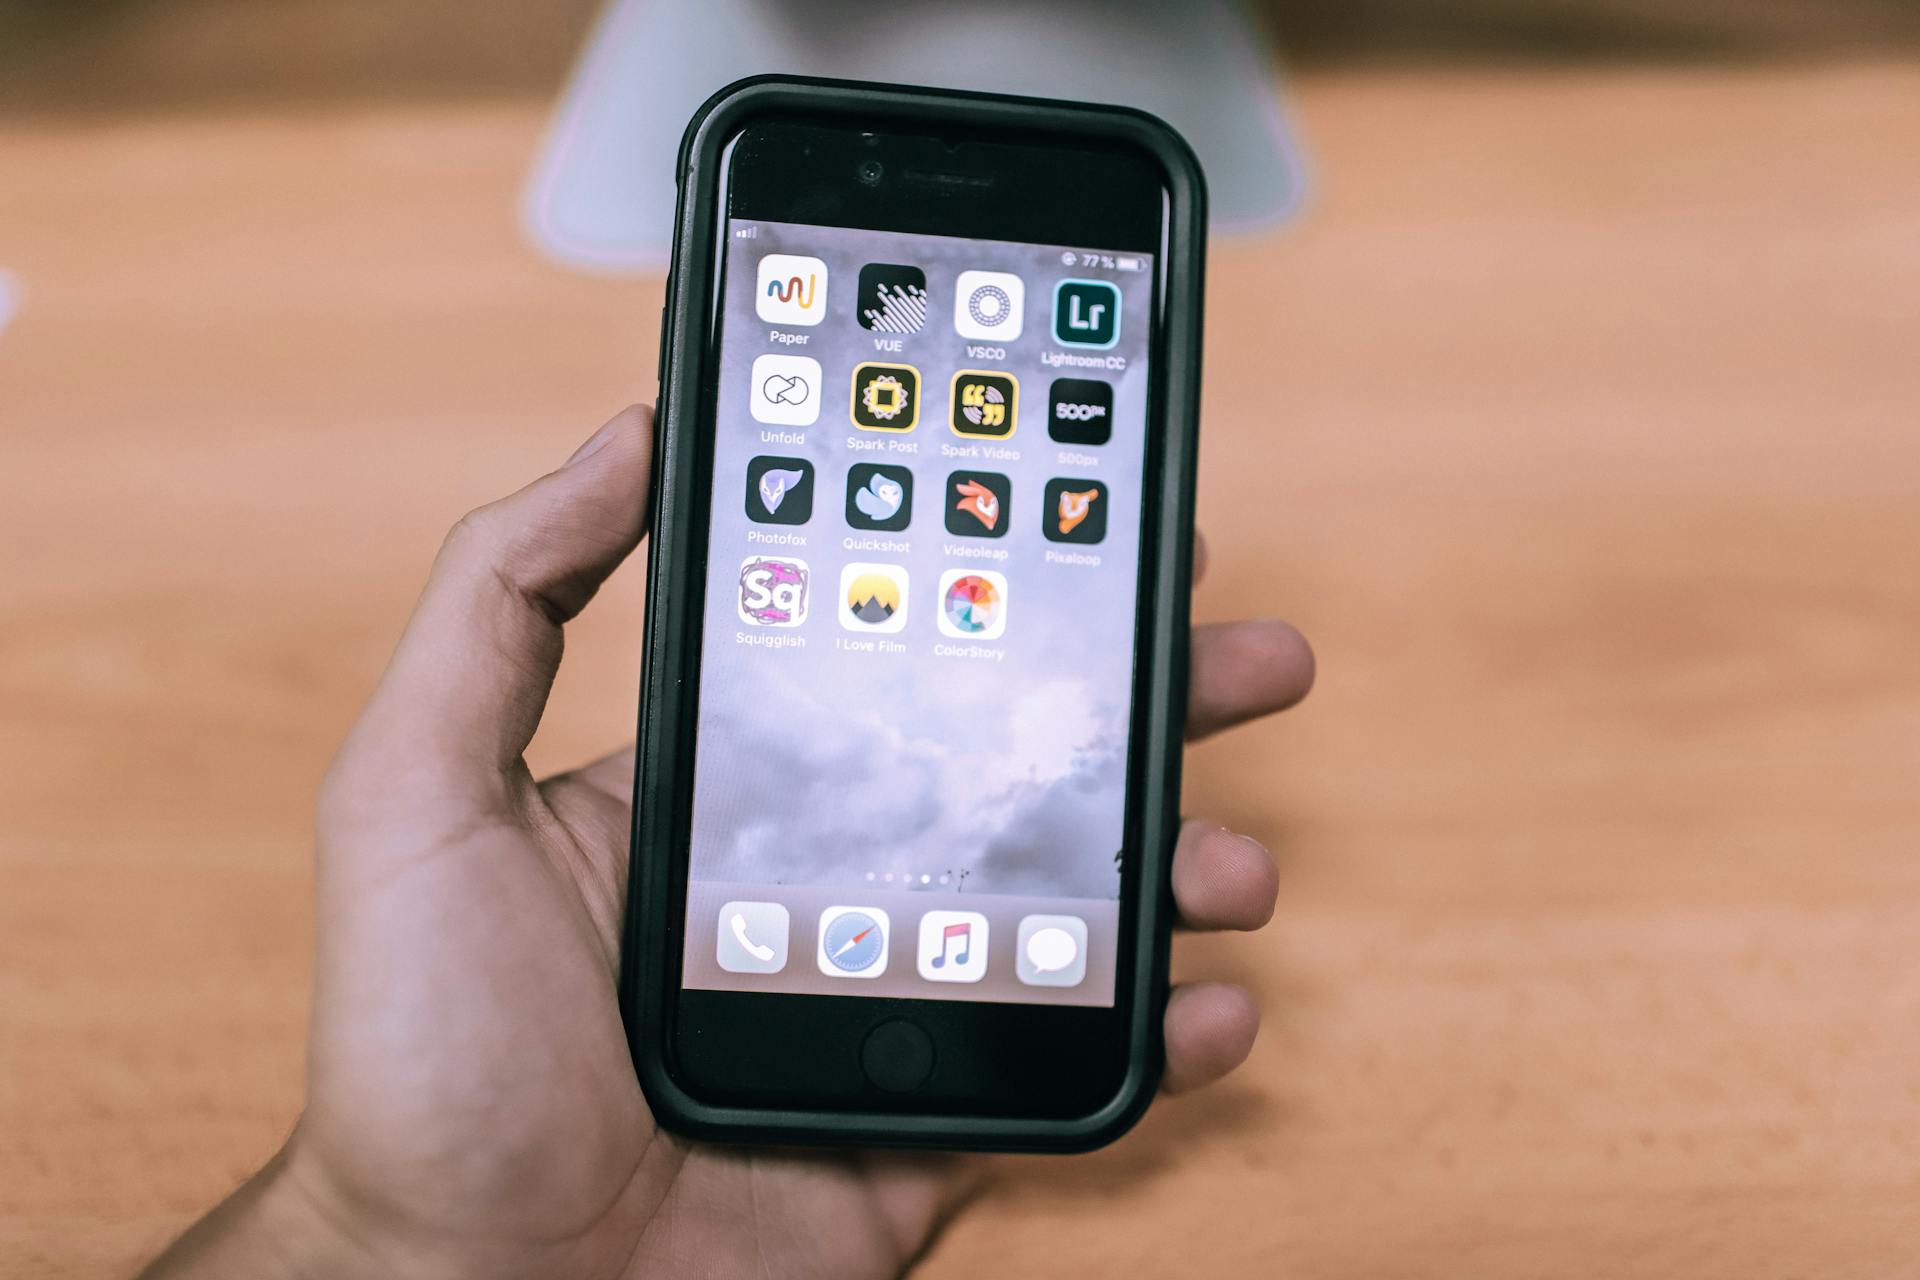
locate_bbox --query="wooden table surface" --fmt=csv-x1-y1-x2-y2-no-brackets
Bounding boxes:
3,62,1918,1277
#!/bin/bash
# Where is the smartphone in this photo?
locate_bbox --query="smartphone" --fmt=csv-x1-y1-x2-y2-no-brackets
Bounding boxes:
624,76,1206,1151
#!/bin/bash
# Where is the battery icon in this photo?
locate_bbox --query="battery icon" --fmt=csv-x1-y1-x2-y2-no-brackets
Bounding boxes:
1115,256,1143,272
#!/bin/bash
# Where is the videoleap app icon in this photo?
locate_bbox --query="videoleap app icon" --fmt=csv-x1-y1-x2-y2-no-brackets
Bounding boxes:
845,462,913,532
945,470,1010,538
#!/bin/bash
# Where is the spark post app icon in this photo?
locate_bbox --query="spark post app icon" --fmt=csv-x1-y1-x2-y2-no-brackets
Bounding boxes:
756,253,827,326
850,362,920,431
736,556,809,628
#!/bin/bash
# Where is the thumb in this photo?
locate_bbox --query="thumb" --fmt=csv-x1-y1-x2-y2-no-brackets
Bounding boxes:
327,405,652,820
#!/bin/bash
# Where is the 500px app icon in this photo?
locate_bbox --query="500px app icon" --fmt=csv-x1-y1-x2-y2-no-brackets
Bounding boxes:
736,556,809,627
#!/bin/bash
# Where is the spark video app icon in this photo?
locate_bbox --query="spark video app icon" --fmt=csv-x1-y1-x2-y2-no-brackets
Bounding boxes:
856,263,928,333
950,371,1018,439
756,254,827,326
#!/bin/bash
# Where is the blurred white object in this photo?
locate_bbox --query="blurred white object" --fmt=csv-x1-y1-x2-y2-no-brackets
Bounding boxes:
525,0,1306,273
0,270,18,335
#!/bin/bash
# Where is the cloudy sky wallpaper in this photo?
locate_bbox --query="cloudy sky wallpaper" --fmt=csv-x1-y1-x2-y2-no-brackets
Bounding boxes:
687,220,1156,902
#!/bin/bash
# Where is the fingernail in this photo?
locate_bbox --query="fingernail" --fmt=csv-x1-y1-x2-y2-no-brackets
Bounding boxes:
565,416,622,467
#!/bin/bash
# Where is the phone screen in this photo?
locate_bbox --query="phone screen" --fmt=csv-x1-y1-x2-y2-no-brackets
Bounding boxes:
674,123,1164,1026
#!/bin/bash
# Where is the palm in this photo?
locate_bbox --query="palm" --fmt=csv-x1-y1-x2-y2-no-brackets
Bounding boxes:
144,408,1313,1280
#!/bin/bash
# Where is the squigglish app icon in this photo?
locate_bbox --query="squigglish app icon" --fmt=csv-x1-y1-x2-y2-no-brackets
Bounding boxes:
736,556,809,628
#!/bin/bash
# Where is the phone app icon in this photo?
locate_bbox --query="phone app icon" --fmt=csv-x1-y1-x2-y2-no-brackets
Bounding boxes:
857,263,928,333
845,462,913,532
744,455,814,525
1016,914,1088,987
716,901,789,974
1052,278,1122,348
937,568,1008,641
818,906,890,979
756,253,828,326
953,269,1025,341
1047,377,1114,445
917,910,989,984
850,362,920,431
839,562,909,633
949,370,1018,439
750,353,821,426
737,555,809,627
1043,478,1108,544
945,470,1011,538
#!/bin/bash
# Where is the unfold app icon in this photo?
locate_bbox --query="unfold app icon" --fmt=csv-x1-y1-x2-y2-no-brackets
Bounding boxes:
1043,478,1107,544
736,555,809,627
937,568,1008,641
856,263,928,333
953,270,1025,341
839,562,909,634
945,470,1010,538
917,910,989,983
750,353,821,426
850,362,920,431
950,370,1018,439
756,253,828,326
744,455,814,525
845,462,913,532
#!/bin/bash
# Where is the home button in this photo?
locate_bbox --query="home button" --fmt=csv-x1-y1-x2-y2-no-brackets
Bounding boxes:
861,1020,935,1093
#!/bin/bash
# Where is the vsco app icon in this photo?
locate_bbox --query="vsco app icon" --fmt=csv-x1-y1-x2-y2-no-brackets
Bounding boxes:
736,556,809,627
952,270,1025,342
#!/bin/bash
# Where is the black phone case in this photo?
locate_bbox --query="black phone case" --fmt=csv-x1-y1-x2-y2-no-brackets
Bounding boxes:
622,74,1207,1152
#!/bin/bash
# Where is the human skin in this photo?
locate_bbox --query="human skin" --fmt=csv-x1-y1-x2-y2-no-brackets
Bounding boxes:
142,405,1315,1279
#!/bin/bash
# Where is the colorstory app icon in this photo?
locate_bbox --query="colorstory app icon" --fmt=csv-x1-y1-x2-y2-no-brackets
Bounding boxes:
953,270,1025,341
945,470,1010,538
917,910,989,983
856,263,928,333
1016,914,1088,987
950,370,1018,439
1043,478,1107,544
744,455,814,525
937,568,1008,641
839,562,909,634
750,353,821,426
817,906,890,978
716,901,789,974
850,362,920,431
736,555,809,628
845,462,913,531
1052,278,1122,348
1047,377,1114,445
756,253,828,326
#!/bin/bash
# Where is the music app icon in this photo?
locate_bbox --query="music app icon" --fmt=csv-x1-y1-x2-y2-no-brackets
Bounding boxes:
916,910,990,984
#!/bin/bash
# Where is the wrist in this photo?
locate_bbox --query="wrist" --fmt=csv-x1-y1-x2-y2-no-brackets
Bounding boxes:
139,1141,374,1280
